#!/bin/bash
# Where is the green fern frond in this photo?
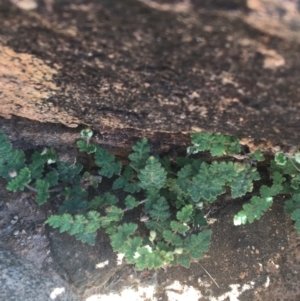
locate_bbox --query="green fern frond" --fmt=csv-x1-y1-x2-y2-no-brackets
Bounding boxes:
6,167,31,192
138,156,167,190
233,196,273,225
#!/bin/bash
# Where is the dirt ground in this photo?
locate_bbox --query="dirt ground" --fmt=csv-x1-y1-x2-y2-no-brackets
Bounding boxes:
1,172,300,301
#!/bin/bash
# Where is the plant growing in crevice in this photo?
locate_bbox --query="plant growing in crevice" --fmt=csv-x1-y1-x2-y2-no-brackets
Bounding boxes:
1,129,300,270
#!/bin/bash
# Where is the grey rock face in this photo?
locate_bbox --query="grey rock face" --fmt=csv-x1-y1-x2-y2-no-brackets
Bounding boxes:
0,246,81,301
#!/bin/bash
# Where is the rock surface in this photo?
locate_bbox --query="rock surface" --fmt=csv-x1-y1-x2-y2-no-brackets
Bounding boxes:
246,0,300,43
0,245,81,301
0,0,299,149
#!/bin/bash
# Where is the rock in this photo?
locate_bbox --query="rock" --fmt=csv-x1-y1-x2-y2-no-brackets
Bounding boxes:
0,0,299,151
245,0,300,43
10,216,18,225
13,230,19,236
0,246,81,301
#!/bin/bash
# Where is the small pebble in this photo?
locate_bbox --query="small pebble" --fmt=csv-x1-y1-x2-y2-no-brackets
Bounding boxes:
11,216,18,225
13,230,19,236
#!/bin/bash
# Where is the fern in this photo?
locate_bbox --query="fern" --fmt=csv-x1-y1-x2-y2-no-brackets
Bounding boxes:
95,146,121,178
89,192,119,210
249,150,265,162
7,167,31,192
43,171,59,187
35,179,50,205
188,132,241,156
285,194,300,234
0,135,25,180
170,221,189,234
229,164,260,198
77,140,97,154
275,152,287,165
46,211,102,245
57,161,83,183
176,205,193,223
2,128,300,271
148,197,170,221
184,230,211,259
124,195,140,209
233,196,273,225
110,223,138,251
128,137,150,171
138,156,167,190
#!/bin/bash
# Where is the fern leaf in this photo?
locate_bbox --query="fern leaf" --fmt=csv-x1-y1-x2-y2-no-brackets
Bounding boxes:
193,210,208,227
270,160,298,176
85,218,101,233
188,164,225,202
121,237,143,264
176,254,190,268
250,150,265,162
59,186,89,213
69,215,87,235
77,140,96,154
291,178,299,190
28,152,46,179
272,171,286,185
59,199,89,214
275,152,287,165
209,161,237,182
0,149,26,180
110,223,138,251
35,179,50,205
124,182,142,193
189,132,241,156
112,176,127,190
260,184,282,198
59,214,73,233
43,171,59,187
46,214,74,233
285,194,300,214
134,246,164,270
45,215,64,229
89,193,119,209
138,156,167,190
128,138,150,171
105,206,124,222
148,197,170,221
230,165,260,199
95,146,121,178
163,230,183,246
184,230,212,259
0,132,12,153
177,164,193,193
233,196,273,225
80,128,93,140
113,176,141,193
170,221,189,234
176,205,193,223
124,195,140,209
7,167,31,192
291,209,300,233
31,148,57,165
28,159,45,180
57,161,83,183
75,231,97,245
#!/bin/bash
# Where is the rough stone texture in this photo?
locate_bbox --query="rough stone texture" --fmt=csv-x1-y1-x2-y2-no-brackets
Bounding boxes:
0,0,299,149
0,245,81,301
246,0,300,43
